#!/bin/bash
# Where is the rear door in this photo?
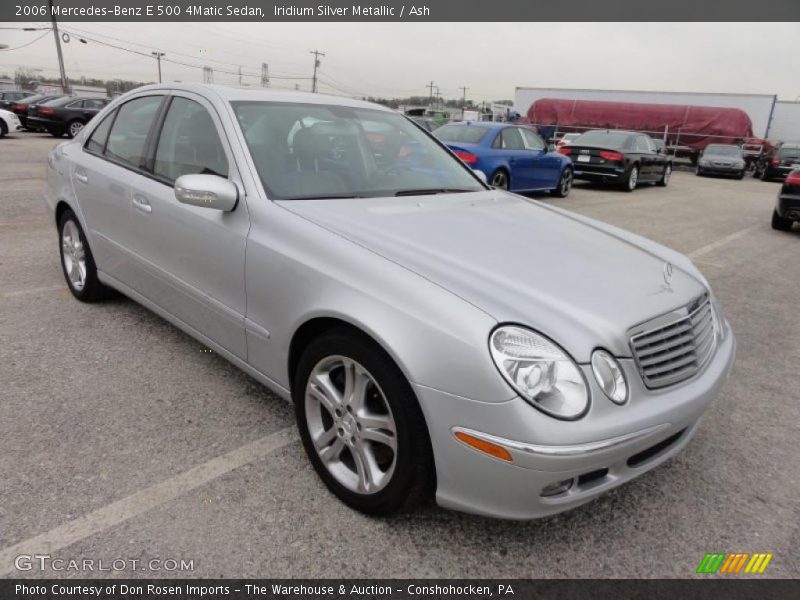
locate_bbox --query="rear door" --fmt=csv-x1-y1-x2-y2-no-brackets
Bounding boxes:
71,93,166,288
123,92,250,358
634,135,657,180
495,127,535,190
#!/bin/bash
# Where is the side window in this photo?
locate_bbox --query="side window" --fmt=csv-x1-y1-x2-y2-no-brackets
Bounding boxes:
153,97,229,183
85,109,117,155
491,132,502,149
105,96,162,169
67,100,84,109
84,99,107,110
500,127,525,150
519,128,545,151
635,136,651,153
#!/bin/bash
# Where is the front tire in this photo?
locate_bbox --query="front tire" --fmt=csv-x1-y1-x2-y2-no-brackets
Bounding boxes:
623,165,639,192
772,210,793,231
0,121,7,138
58,209,113,302
550,167,573,197
293,328,434,516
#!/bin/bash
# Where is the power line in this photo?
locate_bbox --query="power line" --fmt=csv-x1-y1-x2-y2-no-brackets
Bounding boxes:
0,30,51,52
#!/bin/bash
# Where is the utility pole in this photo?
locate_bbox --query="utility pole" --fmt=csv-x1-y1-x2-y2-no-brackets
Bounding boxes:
310,49,325,93
238,66,242,86
261,63,269,87
460,86,469,108
427,81,435,107
48,0,70,94
151,51,165,83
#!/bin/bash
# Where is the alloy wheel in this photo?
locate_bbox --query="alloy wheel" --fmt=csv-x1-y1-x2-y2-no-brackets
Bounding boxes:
628,167,638,190
69,121,84,138
491,170,508,190
663,164,672,184
305,356,397,495
61,220,86,291
560,169,573,195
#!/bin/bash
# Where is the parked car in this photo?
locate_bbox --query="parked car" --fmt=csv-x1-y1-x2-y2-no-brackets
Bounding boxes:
434,121,574,196
695,144,746,179
754,142,800,181
0,108,23,137
9,94,65,130
556,132,581,150
409,116,440,132
44,84,735,519
0,90,34,110
27,96,110,138
771,167,800,231
558,130,672,192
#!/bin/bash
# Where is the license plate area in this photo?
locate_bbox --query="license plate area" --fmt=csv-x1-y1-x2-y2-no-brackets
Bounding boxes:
577,155,591,163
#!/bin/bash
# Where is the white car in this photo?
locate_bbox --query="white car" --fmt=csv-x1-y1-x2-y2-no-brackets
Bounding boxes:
0,108,23,137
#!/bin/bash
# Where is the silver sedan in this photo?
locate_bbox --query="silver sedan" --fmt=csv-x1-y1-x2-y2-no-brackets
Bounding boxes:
44,84,735,519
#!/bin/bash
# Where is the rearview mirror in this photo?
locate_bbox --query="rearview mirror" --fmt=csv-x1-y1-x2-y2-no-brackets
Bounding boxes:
174,174,238,212
473,169,488,184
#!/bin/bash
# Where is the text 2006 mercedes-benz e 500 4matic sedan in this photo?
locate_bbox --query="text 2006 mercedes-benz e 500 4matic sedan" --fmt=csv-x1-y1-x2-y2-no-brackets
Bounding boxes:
44,84,736,519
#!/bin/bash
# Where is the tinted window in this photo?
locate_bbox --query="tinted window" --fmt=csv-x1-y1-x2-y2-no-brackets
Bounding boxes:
154,97,229,183
519,128,545,150
66,100,84,108
85,109,116,154
574,131,633,149
83,99,108,110
434,124,490,144
105,96,162,168
234,101,483,200
500,128,525,150
705,145,741,157
778,146,800,159
634,137,651,152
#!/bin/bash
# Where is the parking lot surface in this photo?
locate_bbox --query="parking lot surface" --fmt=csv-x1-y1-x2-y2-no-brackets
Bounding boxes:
1,134,798,579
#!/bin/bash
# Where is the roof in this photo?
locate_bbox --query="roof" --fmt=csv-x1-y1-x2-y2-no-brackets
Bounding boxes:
126,82,392,112
446,121,506,129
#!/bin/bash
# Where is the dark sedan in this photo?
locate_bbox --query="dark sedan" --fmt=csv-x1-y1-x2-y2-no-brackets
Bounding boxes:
754,142,800,181
0,90,34,110
558,130,672,192
27,96,110,138
696,144,746,179
409,116,441,132
772,168,800,231
9,94,65,130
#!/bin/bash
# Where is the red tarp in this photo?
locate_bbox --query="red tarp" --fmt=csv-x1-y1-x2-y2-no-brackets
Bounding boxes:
527,98,756,151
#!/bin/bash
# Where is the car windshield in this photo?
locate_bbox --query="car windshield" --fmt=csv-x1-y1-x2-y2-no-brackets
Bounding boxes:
573,131,632,149
434,124,490,144
779,147,800,159
233,101,485,200
705,145,741,157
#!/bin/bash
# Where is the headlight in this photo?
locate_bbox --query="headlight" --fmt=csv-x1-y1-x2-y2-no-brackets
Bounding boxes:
591,350,628,405
489,326,589,420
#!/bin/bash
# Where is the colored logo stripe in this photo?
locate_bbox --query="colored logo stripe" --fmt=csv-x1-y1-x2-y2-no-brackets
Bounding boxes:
696,552,773,574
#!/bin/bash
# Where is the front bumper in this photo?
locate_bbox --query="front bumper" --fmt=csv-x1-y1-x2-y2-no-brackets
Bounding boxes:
698,164,744,176
417,324,736,519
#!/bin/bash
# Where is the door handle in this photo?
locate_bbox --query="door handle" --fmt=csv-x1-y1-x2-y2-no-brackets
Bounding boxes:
74,170,88,184
132,194,152,214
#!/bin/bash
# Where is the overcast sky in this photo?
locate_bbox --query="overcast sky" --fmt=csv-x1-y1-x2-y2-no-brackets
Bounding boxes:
1,22,799,101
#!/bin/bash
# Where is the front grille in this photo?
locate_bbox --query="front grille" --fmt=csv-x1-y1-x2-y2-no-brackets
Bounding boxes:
630,295,717,389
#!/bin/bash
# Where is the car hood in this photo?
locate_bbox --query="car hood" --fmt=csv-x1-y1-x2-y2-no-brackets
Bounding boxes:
278,191,707,361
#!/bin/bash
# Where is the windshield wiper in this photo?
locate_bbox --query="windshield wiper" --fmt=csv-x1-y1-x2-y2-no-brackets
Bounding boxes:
284,193,364,200
394,188,473,196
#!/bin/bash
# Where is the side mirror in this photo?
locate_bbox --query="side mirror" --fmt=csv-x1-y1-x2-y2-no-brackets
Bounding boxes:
174,174,238,212
473,169,488,185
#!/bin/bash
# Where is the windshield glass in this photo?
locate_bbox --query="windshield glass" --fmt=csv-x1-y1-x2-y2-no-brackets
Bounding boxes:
233,101,485,200
705,145,741,157
779,146,800,159
573,131,632,149
434,124,491,144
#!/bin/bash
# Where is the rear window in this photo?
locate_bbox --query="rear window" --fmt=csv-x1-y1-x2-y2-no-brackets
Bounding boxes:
434,125,490,144
574,131,633,149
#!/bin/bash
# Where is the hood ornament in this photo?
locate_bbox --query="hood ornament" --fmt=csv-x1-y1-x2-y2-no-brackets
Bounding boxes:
662,262,674,292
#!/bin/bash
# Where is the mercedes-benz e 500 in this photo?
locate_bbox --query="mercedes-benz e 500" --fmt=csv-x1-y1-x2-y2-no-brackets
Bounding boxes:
44,84,735,519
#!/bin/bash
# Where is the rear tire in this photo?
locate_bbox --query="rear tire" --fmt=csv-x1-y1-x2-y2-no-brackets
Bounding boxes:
66,119,85,139
293,328,434,516
761,169,772,182
657,164,671,186
490,168,509,190
772,210,793,231
0,121,7,138
550,167,573,197
623,165,638,192
58,209,114,302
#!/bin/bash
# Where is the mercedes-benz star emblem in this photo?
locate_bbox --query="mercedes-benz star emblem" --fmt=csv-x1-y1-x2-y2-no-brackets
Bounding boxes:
663,262,674,290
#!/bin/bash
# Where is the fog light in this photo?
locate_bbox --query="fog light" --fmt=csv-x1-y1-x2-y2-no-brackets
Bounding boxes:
541,478,574,498
591,349,628,405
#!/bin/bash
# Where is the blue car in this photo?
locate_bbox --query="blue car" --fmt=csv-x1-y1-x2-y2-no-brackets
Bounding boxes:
434,122,574,196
